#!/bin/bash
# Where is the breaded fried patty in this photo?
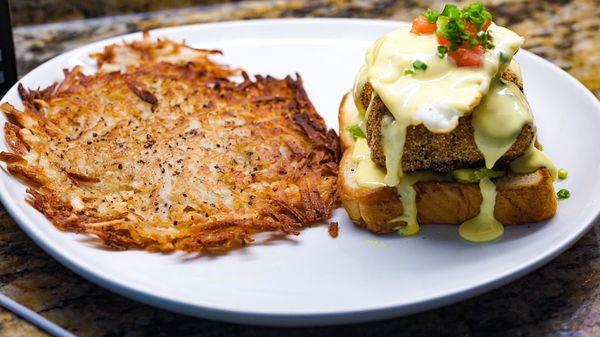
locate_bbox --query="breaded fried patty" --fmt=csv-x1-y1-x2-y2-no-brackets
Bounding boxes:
0,34,339,252
361,69,534,172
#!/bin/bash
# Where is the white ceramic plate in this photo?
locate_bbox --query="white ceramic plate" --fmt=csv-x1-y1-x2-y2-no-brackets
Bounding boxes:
1,19,599,326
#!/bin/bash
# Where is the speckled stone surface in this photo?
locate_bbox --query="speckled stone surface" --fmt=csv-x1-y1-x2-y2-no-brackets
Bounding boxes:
1,1,599,336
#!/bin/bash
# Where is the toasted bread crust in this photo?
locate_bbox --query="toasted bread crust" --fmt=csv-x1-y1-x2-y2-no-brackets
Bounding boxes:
363,69,534,173
338,146,557,233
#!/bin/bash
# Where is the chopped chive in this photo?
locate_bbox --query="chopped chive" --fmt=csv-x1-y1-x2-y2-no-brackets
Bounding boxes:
499,51,509,63
346,124,366,139
557,189,571,199
404,68,416,76
413,60,428,70
437,45,448,58
558,168,568,179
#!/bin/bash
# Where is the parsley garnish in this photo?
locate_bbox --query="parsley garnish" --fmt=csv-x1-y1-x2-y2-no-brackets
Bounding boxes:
346,125,366,138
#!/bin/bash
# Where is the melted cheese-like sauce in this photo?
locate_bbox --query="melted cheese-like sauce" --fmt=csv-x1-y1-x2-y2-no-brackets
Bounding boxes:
352,139,387,188
352,138,444,235
473,79,533,168
361,24,523,130
381,115,407,185
511,143,558,181
458,177,504,242
389,170,443,236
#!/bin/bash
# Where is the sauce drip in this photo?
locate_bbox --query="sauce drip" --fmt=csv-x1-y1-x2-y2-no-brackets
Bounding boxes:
511,143,558,181
352,139,387,188
458,177,504,242
473,79,533,168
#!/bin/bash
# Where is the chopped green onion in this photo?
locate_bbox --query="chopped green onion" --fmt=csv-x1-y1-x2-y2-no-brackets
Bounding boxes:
499,52,509,63
453,168,504,183
404,68,416,76
346,124,366,139
461,2,492,30
557,189,571,199
437,45,448,58
432,2,494,52
453,169,479,183
441,4,461,20
413,60,428,71
475,168,505,180
421,8,440,24
436,16,450,36
558,168,568,179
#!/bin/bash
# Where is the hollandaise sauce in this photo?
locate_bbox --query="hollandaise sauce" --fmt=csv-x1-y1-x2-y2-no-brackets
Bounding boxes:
458,177,504,242
473,79,533,169
351,138,440,235
511,142,558,181
352,139,387,189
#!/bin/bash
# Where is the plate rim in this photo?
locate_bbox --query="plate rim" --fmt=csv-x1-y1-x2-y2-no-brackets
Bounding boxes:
1,17,599,326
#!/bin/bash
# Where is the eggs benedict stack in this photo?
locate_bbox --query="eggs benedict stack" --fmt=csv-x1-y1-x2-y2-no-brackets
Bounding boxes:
338,2,558,242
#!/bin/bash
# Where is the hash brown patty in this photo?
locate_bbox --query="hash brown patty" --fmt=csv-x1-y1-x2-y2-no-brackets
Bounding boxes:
0,33,339,252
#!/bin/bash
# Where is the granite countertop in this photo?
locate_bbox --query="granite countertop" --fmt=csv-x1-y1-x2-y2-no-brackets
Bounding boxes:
1,1,599,336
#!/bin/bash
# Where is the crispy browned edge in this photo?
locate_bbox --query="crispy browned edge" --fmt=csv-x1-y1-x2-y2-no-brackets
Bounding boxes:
363,69,534,172
0,46,341,252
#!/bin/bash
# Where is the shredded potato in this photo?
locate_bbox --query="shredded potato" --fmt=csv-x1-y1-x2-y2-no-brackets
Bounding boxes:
0,33,339,252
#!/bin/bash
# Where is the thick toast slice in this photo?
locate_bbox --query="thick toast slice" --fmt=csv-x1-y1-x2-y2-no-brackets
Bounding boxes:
360,69,534,173
338,145,557,233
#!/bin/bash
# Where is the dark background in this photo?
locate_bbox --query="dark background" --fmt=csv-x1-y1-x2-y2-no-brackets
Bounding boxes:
9,0,240,25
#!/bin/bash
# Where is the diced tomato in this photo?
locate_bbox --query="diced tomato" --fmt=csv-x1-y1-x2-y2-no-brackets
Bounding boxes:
464,19,492,36
411,16,437,34
464,21,479,36
437,28,486,67
482,20,491,31
437,36,450,47
448,44,485,67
